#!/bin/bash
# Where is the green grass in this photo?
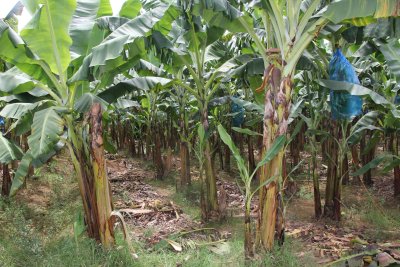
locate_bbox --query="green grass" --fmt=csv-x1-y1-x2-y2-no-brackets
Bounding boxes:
260,239,317,267
171,182,202,220
0,163,137,267
364,208,393,230
297,184,313,200
0,198,129,266
147,170,176,188
361,198,400,241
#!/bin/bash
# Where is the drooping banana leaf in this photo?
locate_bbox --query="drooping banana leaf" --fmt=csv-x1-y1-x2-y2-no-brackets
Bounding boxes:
21,0,76,75
115,98,141,109
69,0,101,56
90,4,179,67
70,4,179,82
10,140,64,196
98,76,173,103
363,18,396,39
27,108,64,158
218,124,248,180
351,154,394,176
0,134,23,164
192,0,251,33
0,102,42,119
9,111,34,136
256,135,286,169
324,0,400,25
377,38,400,81
96,16,130,32
232,127,262,136
10,152,33,196
230,97,264,115
0,71,35,94
74,93,108,113
347,111,382,145
0,21,53,86
319,79,400,118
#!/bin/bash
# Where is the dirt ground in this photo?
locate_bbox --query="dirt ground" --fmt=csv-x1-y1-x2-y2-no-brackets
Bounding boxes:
103,152,400,266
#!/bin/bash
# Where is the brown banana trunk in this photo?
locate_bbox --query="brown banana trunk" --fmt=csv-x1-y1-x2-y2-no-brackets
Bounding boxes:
218,140,224,170
327,121,342,221
333,148,342,221
66,104,115,246
324,120,338,219
178,140,191,189
362,131,374,186
204,140,218,212
89,103,115,246
258,69,291,250
154,126,164,180
395,165,400,196
201,108,218,216
350,144,361,184
311,138,322,219
341,154,349,185
244,208,254,260
224,145,231,172
130,136,136,157
1,164,11,196
289,120,301,170
178,115,191,190
145,127,151,160
390,133,400,196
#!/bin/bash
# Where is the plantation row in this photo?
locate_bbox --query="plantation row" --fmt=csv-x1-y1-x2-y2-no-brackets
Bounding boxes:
0,0,399,263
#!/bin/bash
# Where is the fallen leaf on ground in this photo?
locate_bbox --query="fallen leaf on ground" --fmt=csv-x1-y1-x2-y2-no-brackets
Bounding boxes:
165,239,182,252
208,242,230,255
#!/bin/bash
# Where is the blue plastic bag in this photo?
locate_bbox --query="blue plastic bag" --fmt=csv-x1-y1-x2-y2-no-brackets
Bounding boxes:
329,49,363,120
231,97,244,127
0,116,4,134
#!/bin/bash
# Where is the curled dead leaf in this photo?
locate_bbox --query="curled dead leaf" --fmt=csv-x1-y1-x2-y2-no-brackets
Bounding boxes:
165,239,182,252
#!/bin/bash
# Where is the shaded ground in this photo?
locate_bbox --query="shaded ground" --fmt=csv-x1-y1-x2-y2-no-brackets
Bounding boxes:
107,155,202,246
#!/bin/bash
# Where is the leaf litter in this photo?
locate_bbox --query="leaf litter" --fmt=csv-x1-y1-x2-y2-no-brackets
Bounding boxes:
107,154,231,253
106,153,400,265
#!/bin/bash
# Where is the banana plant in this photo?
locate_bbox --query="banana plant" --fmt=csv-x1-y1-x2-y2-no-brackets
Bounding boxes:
238,0,400,250
170,82,195,190
140,81,172,179
0,3,23,196
217,124,285,259
138,0,252,219
0,0,119,246
0,0,179,246
320,73,400,219
0,122,23,196
352,17,400,195
296,70,329,219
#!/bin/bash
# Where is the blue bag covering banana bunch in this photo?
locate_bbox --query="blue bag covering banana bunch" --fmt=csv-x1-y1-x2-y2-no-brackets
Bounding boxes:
329,49,363,120
0,116,4,133
231,97,244,127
